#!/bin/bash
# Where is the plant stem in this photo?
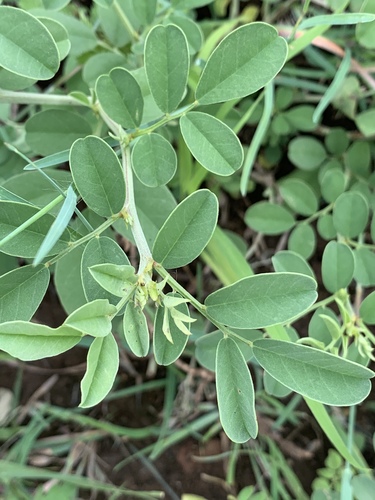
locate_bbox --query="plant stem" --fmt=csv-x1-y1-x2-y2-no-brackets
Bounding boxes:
0,89,83,106
154,264,240,340
113,0,139,41
0,194,64,250
45,215,120,267
122,145,153,274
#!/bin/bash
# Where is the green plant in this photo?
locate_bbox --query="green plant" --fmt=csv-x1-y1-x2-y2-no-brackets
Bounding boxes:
1,0,375,496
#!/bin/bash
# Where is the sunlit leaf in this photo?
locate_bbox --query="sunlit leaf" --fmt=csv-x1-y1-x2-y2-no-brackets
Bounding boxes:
153,189,218,268
70,136,125,217
253,339,374,405
196,23,287,104
205,273,317,329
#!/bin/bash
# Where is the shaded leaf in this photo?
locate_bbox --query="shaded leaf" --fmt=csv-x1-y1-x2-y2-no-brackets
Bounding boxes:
322,241,354,293
245,202,295,235
89,263,137,297
333,192,369,238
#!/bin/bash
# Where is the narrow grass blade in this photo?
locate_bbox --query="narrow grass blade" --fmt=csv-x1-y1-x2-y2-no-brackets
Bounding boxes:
33,185,77,265
313,50,351,123
300,13,375,30
240,82,274,196
305,398,367,470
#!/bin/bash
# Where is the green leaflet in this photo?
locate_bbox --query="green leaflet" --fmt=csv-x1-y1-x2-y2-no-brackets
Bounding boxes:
244,202,295,235
89,263,137,297
288,136,327,171
321,241,354,293
0,201,71,258
0,265,50,323
153,294,189,365
153,189,218,268
25,110,92,157
64,299,117,337
195,23,287,105
272,250,315,279
253,339,374,406
131,0,157,25
195,329,259,372
288,224,316,260
131,133,177,187
96,68,143,129
55,245,87,315
70,136,125,217
0,321,82,361
279,178,318,216
0,6,59,80
123,301,150,357
38,17,71,61
333,191,369,238
360,291,375,325
145,24,189,113
80,333,119,408
180,112,243,176
81,237,130,304
205,273,317,329
216,337,258,443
